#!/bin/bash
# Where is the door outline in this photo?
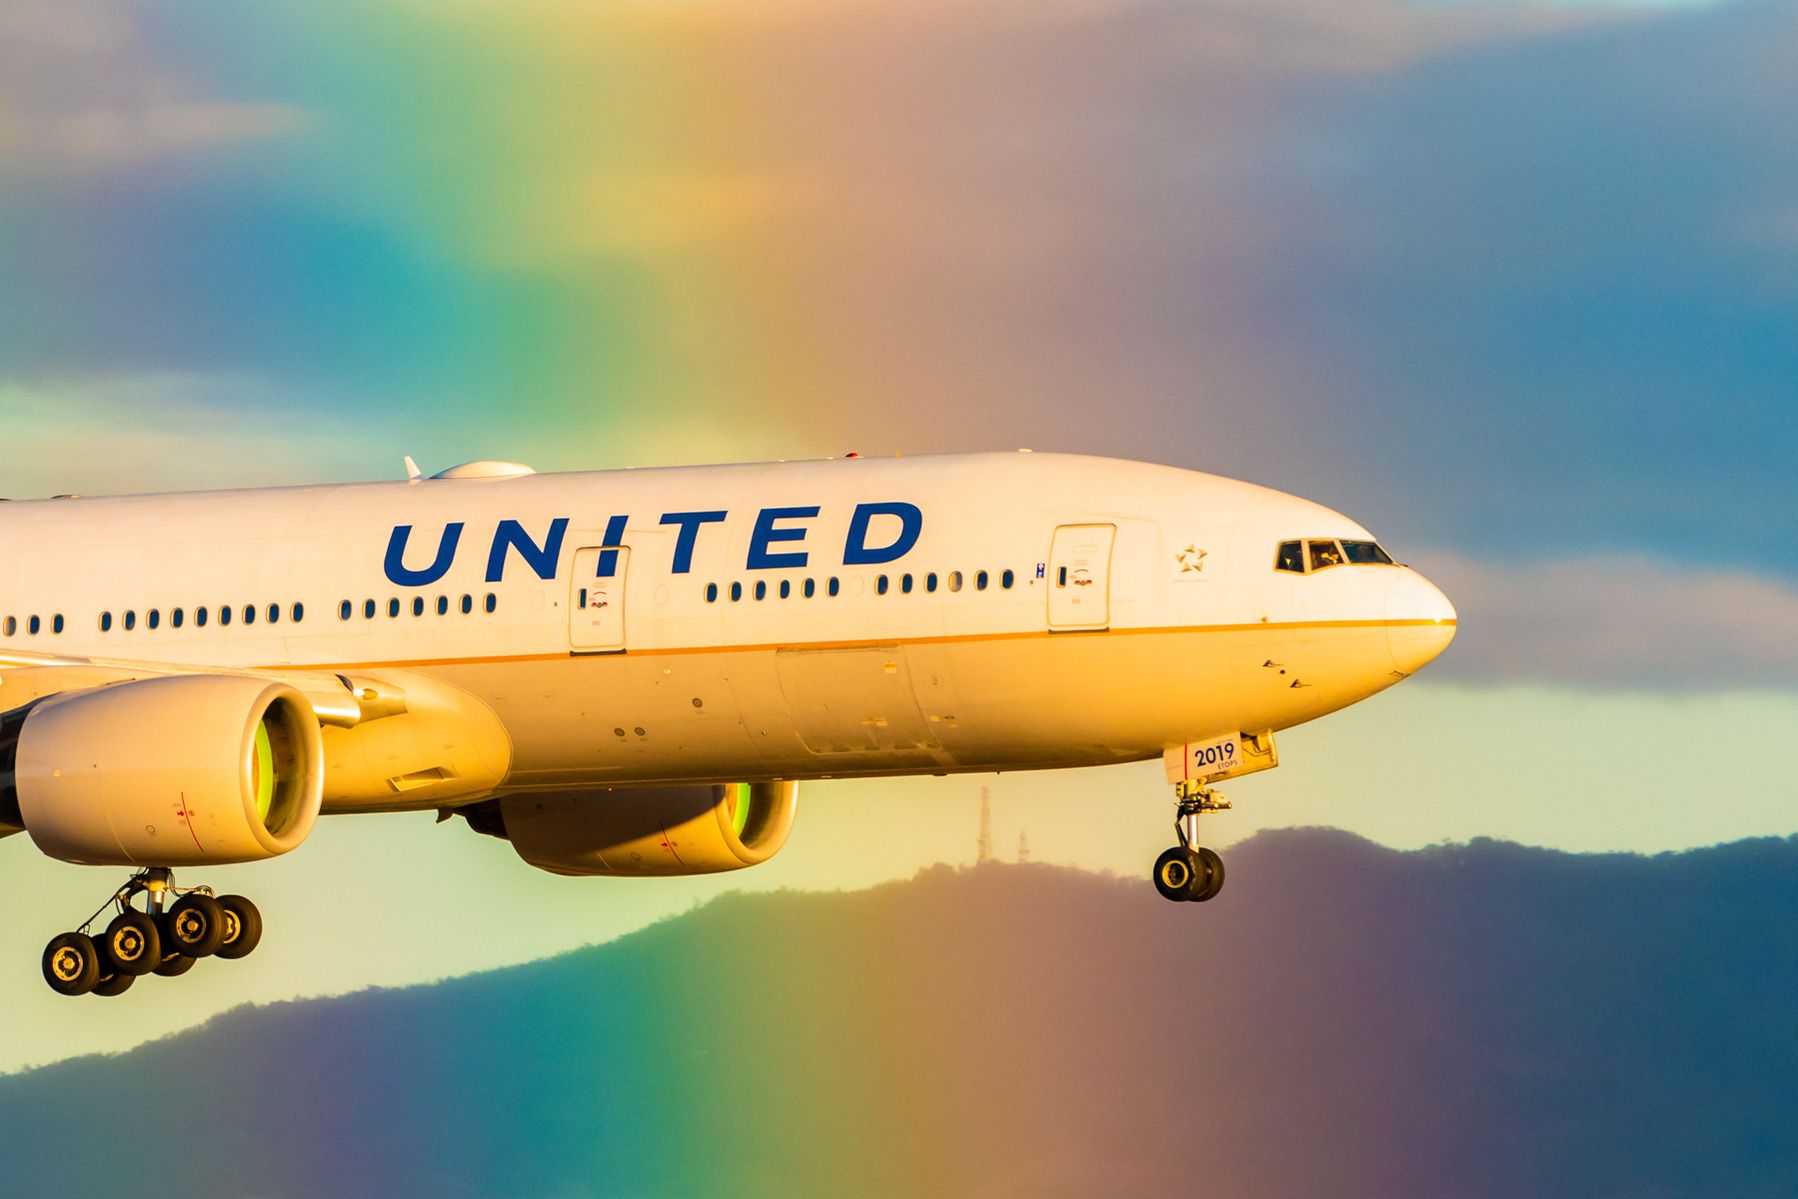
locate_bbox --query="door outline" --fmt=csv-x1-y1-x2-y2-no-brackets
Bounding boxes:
570,545,629,653
1047,523,1116,632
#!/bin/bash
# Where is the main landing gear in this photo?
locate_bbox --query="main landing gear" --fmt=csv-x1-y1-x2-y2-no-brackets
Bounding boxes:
41,868,263,998
1152,781,1229,904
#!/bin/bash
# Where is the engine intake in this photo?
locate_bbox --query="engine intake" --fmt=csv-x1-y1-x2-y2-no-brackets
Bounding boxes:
6,675,324,867
469,781,799,877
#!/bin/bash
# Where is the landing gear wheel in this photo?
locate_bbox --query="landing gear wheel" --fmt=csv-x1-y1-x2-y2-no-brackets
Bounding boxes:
1153,848,1199,902
43,933,102,996
214,895,263,961
164,893,226,958
1192,847,1226,902
101,910,162,977
92,971,136,998
154,954,197,978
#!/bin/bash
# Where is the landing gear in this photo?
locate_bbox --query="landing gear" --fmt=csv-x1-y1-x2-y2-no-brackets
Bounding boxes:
39,869,263,997
1152,782,1229,904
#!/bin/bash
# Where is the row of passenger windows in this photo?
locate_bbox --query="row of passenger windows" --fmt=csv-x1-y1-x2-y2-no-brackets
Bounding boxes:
5,594,502,637
337,594,498,620
1274,538,1396,574
100,603,306,632
2,614,65,637
703,569,1017,604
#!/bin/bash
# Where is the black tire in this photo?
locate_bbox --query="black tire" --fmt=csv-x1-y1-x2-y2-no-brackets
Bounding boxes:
101,910,162,977
42,932,102,997
154,953,197,978
214,895,263,961
1152,847,1196,902
93,971,136,998
164,893,227,958
1193,847,1226,902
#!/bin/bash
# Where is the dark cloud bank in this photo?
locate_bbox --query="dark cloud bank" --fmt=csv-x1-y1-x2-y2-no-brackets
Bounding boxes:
4,828,1797,1197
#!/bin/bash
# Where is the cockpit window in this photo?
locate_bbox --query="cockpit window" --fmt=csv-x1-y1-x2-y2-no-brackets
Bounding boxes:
1274,540,1305,573
1341,540,1395,566
1308,539,1345,570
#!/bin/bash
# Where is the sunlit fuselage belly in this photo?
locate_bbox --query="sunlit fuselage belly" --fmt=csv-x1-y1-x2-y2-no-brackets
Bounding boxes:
393,619,1405,798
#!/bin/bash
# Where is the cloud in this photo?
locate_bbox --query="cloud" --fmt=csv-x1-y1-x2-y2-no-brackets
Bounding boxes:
1422,552,1798,690
0,1,307,172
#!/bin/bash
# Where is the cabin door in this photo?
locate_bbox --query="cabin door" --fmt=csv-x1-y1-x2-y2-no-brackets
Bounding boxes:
1047,524,1115,631
570,545,629,653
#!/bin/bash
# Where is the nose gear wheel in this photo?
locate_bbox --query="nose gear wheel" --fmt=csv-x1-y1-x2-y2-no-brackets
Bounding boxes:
1151,782,1229,905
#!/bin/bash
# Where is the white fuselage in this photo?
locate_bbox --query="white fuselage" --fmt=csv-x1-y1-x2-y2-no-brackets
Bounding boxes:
0,452,1455,811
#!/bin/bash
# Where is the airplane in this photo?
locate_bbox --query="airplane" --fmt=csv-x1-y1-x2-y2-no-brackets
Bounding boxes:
0,450,1455,997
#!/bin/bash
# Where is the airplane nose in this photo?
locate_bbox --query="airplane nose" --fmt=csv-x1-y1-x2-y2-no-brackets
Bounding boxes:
1385,568,1457,676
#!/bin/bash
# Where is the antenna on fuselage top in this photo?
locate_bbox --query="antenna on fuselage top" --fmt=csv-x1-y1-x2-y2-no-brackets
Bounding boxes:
403,455,422,482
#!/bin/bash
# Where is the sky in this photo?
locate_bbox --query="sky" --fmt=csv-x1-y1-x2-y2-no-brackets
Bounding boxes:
1,0,1794,1070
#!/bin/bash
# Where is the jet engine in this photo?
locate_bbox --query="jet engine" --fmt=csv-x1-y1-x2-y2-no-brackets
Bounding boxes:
464,781,799,877
2,675,324,867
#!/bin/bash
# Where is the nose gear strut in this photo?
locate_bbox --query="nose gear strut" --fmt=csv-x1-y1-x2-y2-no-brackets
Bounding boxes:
1152,781,1229,903
40,867,263,997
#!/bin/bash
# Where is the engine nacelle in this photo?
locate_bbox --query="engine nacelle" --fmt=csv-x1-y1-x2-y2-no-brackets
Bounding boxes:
8,675,324,867
469,781,799,877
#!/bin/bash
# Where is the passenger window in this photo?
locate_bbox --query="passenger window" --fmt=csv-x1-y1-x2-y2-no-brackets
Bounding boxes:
948,571,962,593
779,580,791,600
877,576,889,596
976,570,989,591
365,599,377,619
484,593,497,613
293,603,304,622
100,612,112,632
729,582,742,602
3,616,13,637
1308,540,1345,570
1002,569,1015,589
754,581,767,601
412,597,424,617
243,605,257,626
828,577,840,597
28,615,40,635
804,578,816,599
53,614,65,634
705,583,719,603
170,609,183,630
436,596,449,616
147,610,160,630
926,572,938,593
220,606,233,627
461,594,473,614
124,611,137,631
901,574,913,594
1274,541,1305,573
267,604,279,624
388,599,400,618
339,601,353,621
196,608,209,628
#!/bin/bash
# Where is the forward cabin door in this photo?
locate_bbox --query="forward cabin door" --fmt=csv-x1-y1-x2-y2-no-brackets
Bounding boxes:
1047,524,1116,631
570,546,629,653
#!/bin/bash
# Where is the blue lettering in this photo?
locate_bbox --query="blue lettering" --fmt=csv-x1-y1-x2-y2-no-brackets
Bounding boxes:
660,510,727,574
385,523,464,587
747,505,819,570
596,514,629,577
485,518,569,583
843,501,922,566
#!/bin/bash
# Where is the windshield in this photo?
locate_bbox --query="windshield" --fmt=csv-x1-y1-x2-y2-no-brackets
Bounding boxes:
1340,540,1395,565
1275,538,1398,573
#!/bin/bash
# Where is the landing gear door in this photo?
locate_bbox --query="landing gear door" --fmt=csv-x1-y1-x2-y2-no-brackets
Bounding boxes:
570,546,628,654
1048,523,1115,631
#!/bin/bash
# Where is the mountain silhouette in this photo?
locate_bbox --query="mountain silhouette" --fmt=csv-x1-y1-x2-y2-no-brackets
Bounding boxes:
3,826,1796,1198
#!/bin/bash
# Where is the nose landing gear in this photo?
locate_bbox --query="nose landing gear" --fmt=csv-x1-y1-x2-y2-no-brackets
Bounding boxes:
40,868,263,997
1152,782,1230,904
